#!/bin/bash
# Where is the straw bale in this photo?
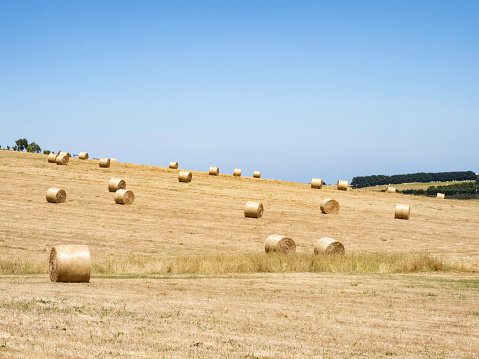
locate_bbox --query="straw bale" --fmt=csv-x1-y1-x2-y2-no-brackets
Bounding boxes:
253,171,261,178
46,188,66,203
395,204,410,220
115,189,134,204
244,201,263,218
178,171,192,183
311,178,323,189
385,186,396,193
59,151,70,158
209,167,219,176
79,152,89,160
437,193,445,199
47,153,58,163
55,154,69,165
49,245,90,282
99,158,111,168
265,235,296,254
337,180,348,191
314,237,345,254
320,198,340,214
108,178,126,192
233,168,242,176
169,161,178,169
111,158,117,163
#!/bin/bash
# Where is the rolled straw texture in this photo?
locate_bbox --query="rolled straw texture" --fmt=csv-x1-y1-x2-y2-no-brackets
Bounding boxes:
437,193,445,199
311,178,323,189
178,171,192,183
79,152,89,160
46,188,66,203
169,162,178,169
320,198,340,214
395,204,410,220
314,237,345,255
209,167,219,176
59,151,70,158
49,245,90,282
55,154,69,165
99,158,111,168
108,178,126,192
233,168,242,176
337,180,348,191
253,171,261,178
265,235,296,254
385,187,397,193
111,158,117,163
244,201,264,218
47,153,58,163
115,189,134,204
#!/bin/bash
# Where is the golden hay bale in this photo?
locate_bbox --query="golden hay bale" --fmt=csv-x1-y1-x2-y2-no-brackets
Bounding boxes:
79,152,89,160
111,158,117,163
320,198,340,214
59,151,70,158
169,161,178,169
265,235,296,254
47,153,58,163
178,170,192,183
209,167,219,176
99,158,111,168
337,180,348,191
395,204,410,220
437,193,445,199
55,154,69,165
244,201,264,218
108,178,126,192
46,188,66,203
385,186,397,193
233,168,242,176
115,189,134,204
253,171,261,178
311,178,323,189
49,245,90,283
314,237,345,255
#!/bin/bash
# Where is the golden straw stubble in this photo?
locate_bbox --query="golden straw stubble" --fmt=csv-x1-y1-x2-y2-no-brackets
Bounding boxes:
265,235,296,254
55,154,69,165
233,168,242,176
253,171,261,178
79,152,89,160
337,180,348,191
178,170,192,183
314,237,345,254
49,245,91,283
169,162,178,169
244,201,264,218
99,158,111,168
46,188,66,203
311,178,323,189
108,178,126,192
47,153,58,163
209,167,219,176
395,204,410,220
320,198,340,214
115,189,134,204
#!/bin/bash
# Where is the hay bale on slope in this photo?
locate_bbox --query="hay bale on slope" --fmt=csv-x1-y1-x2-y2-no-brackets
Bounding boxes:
253,171,261,178
244,201,264,218
320,198,340,214
47,153,58,163
169,162,178,169
59,151,70,158
99,158,110,168
108,178,126,192
337,180,348,191
46,188,66,203
55,154,69,165
115,189,134,204
385,187,396,193
233,168,242,176
311,178,323,189
209,167,219,176
79,152,89,160
265,235,296,254
314,237,345,254
395,204,410,220
49,245,90,282
178,171,192,183
437,193,445,199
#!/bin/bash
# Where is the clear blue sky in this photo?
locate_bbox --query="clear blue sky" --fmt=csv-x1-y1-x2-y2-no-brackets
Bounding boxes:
1,1,478,183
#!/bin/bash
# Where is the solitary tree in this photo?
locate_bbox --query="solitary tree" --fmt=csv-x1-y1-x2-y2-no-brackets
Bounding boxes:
15,138,29,151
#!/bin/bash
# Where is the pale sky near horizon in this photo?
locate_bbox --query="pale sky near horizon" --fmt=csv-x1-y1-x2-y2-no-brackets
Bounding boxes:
1,1,478,184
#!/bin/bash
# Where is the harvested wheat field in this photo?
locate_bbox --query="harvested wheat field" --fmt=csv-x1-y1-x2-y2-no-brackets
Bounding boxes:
1,150,479,358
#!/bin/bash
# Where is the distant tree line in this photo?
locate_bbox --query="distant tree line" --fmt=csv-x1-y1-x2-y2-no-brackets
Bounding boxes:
400,180,479,199
351,171,477,188
0,138,53,154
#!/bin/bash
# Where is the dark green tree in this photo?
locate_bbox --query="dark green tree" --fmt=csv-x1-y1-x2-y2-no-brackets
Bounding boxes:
15,138,28,151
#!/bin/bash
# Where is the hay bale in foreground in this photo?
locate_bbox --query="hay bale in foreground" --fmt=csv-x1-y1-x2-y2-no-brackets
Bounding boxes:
253,171,261,178
320,198,340,214
395,204,410,220
337,180,348,191
115,189,134,204
49,245,90,283
108,178,126,192
437,193,445,199
314,237,345,254
209,167,219,176
99,158,110,168
79,152,89,160
47,153,58,163
385,186,396,193
169,162,178,169
178,171,192,183
265,235,296,254
244,201,264,218
55,154,69,165
311,178,323,189
233,168,242,176
46,188,66,203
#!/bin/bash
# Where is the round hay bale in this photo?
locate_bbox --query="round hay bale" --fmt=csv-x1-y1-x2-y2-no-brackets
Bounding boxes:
395,204,410,220
169,162,178,169
111,158,117,163
437,193,445,199
233,168,242,176
79,152,89,160
99,158,111,168
337,180,348,191
265,235,296,254
108,178,126,192
115,189,134,205
47,153,58,163
55,154,69,165
49,245,90,283
385,186,396,193
178,170,192,183
311,178,323,189
209,167,219,176
253,171,261,178
244,201,263,218
46,188,66,203
320,198,340,214
59,151,70,158
314,237,345,255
